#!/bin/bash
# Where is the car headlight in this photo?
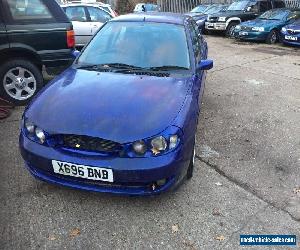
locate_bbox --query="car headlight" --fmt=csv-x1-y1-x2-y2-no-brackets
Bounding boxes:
24,119,35,134
129,126,182,157
196,19,205,24
252,27,264,32
169,135,179,150
218,17,226,22
35,127,46,144
23,118,47,145
235,25,241,30
132,140,147,155
282,27,287,32
151,136,167,152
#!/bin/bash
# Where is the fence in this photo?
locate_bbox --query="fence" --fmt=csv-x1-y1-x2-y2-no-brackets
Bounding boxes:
157,0,300,12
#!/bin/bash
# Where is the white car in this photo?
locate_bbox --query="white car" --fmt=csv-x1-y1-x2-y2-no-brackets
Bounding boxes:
97,3,117,17
61,3,113,47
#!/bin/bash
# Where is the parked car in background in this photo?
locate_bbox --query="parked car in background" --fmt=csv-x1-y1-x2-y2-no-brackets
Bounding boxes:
281,19,300,46
20,13,213,196
134,3,160,12
188,4,229,32
234,8,300,43
61,3,113,48
205,0,285,37
0,0,74,105
96,2,118,17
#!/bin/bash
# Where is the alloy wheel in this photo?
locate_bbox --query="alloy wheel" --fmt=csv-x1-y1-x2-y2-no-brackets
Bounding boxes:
229,25,236,38
3,67,37,101
270,32,277,44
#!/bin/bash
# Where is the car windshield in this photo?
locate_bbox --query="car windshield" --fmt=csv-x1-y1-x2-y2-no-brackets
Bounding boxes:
77,21,190,70
228,1,250,11
191,5,209,13
259,9,289,20
205,5,226,14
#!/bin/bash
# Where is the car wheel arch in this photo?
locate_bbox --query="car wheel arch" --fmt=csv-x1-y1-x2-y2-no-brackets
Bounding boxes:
225,18,241,28
0,47,43,70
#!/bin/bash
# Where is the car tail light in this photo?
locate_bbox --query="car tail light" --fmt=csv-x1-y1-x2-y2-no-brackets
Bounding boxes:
67,30,75,48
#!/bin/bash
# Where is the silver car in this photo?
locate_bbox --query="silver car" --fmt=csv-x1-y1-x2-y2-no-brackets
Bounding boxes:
62,3,113,47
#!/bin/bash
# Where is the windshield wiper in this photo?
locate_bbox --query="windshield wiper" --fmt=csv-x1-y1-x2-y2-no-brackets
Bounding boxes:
102,63,144,70
147,65,189,71
76,63,143,70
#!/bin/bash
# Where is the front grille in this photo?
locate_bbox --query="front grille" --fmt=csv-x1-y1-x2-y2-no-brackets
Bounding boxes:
287,29,300,35
60,134,122,153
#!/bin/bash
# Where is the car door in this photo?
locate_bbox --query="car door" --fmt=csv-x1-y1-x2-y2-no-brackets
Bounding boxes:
0,10,9,51
64,6,90,46
86,6,112,36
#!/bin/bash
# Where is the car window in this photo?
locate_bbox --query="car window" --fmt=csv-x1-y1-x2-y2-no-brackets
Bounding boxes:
101,6,111,13
228,1,250,11
6,0,53,21
248,1,259,13
191,5,209,13
87,7,111,22
274,1,285,8
65,6,87,22
259,1,272,12
259,9,289,20
189,21,201,57
78,21,190,70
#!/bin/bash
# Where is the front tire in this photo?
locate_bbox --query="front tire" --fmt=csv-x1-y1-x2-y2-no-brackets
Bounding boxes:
226,22,238,38
0,59,43,105
266,29,278,44
187,139,196,179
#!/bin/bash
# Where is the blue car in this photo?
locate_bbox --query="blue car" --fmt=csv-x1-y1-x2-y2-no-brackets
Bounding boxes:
281,19,300,46
234,8,300,44
19,13,213,196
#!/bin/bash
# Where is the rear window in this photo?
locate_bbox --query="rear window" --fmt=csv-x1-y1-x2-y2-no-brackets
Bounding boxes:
65,6,87,22
7,0,53,21
3,0,69,23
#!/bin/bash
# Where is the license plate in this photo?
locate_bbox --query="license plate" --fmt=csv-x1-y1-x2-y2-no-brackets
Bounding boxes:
285,35,297,41
239,31,248,36
52,160,113,182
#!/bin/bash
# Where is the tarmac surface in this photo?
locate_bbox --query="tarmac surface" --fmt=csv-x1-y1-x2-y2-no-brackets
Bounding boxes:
1,36,300,249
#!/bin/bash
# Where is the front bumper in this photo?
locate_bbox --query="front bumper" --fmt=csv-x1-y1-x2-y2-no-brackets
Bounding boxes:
205,22,226,31
280,32,300,46
19,133,189,196
234,30,269,41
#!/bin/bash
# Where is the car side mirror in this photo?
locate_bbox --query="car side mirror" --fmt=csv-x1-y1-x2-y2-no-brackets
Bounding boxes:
72,50,80,58
197,59,213,71
246,6,252,12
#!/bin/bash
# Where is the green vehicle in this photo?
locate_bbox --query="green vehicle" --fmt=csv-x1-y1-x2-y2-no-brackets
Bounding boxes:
234,8,300,43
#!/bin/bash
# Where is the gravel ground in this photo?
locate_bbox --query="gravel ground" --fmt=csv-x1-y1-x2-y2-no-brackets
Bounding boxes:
1,36,300,250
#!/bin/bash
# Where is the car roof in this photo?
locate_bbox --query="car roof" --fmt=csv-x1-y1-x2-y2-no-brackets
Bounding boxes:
111,12,190,25
61,3,103,7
